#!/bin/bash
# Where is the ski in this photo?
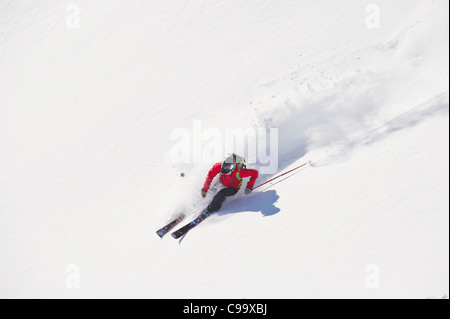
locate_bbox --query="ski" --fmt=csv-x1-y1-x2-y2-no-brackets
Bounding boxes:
171,210,211,239
156,214,185,238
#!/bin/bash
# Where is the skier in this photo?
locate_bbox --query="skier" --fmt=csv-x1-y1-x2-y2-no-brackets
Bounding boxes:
162,154,259,239
201,153,259,213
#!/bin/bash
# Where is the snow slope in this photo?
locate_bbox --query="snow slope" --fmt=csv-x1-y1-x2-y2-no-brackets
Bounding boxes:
0,0,448,298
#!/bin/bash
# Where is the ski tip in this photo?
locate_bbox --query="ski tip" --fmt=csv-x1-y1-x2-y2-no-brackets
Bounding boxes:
156,231,164,239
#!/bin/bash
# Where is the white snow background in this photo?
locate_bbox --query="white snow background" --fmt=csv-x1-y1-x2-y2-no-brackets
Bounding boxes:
0,0,448,298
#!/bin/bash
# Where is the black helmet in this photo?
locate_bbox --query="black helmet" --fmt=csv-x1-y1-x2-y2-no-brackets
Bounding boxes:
221,154,236,175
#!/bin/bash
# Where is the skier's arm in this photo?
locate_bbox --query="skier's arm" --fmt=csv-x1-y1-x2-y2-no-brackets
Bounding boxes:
240,168,259,190
202,162,222,192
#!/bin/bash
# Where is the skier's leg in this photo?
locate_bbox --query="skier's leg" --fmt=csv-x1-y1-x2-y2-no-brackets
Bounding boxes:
207,187,238,213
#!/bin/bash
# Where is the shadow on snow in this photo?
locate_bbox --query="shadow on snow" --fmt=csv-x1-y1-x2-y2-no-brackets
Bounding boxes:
217,189,281,217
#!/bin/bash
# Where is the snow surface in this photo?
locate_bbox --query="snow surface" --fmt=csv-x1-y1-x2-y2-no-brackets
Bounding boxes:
0,0,448,298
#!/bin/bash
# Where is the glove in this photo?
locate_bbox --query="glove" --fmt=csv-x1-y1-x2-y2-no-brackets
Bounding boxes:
201,189,207,198
244,188,252,195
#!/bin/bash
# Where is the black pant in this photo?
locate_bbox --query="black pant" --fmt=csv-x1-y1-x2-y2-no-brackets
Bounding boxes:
208,187,238,213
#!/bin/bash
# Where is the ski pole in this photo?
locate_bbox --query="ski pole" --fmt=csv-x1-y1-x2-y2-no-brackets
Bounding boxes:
253,162,310,190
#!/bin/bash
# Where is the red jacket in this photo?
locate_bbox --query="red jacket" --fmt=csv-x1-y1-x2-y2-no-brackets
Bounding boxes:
202,162,259,191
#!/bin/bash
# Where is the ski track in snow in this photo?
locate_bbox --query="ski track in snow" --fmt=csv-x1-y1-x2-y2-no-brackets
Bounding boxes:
0,0,448,298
